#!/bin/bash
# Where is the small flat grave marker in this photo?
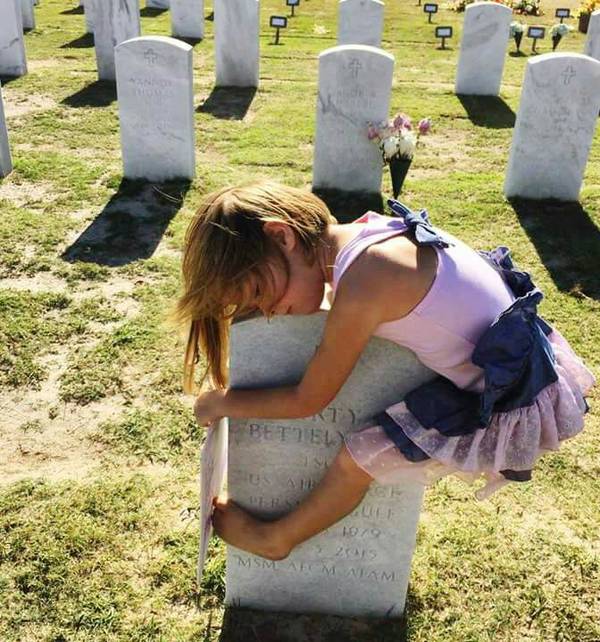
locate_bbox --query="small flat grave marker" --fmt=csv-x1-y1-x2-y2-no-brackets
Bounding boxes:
424,3,438,23
286,0,299,17
527,25,545,52
436,25,452,49
270,15,287,44
555,8,570,22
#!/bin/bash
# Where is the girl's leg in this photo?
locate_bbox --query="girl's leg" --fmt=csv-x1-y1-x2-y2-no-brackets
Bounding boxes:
212,444,373,560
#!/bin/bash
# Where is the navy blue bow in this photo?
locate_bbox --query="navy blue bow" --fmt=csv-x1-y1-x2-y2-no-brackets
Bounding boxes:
387,199,450,248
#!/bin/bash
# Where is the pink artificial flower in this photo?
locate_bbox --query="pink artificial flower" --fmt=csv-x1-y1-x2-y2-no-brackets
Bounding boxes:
418,118,432,135
367,124,379,140
393,113,412,130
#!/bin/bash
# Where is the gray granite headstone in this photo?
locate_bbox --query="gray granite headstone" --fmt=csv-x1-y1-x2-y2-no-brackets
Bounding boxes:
0,0,27,78
214,0,259,88
0,82,13,178
147,0,170,8
313,45,393,194
171,0,204,40
455,2,512,96
584,10,600,61
20,0,35,31
115,36,195,180
504,53,600,201
226,313,433,617
92,0,140,81
338,0,384,48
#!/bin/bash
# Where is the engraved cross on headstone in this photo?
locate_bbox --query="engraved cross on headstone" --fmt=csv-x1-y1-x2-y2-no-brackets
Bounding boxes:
144,49,159,65
561,65,576,85
348,58,362,79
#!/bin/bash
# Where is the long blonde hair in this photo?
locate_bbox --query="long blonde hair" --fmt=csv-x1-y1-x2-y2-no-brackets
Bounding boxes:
174,181,336,393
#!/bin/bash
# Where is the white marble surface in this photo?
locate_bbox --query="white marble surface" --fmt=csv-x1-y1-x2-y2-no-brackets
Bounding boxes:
504,53,600,201
455,2,512,96
0,83,13,178
83,0,94,34
171,0,204,39
214,0,259,87
93,0,140,81
20,0,35,31
0,0,28,77
225,313,433,617
313,45,393,193
148,0,170,8
584,10,600,61
338,0,384,48
116,36,195,180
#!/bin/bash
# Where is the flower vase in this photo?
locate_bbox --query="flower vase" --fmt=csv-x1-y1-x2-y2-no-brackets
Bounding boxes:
514,32,523,51
579,13,590,34
389,156,412,198
552,34,562,51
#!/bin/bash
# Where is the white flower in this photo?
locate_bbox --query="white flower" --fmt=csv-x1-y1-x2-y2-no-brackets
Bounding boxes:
382,136,400,160
398,132,417,158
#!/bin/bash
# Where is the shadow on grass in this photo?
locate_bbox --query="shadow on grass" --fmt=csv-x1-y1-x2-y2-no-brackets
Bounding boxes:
60,32,94,49
198,87,257,120
0,75,21,86
457,95,515,129
313,188,384,223
175,36,203,47
510,198,600,300
206,11,214,21
61,5,84,14
508,50,527,57
62,179,191,266
140,7,168,16
218,606,407,641
61,80,116,108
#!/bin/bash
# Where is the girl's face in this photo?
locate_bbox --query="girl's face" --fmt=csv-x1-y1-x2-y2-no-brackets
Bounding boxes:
245,223,327,318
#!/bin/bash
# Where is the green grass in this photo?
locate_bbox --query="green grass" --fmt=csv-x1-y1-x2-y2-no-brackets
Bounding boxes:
0,0,598,640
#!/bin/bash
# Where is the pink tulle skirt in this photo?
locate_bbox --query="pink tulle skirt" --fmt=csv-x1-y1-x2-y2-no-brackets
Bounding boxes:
345,331,595,500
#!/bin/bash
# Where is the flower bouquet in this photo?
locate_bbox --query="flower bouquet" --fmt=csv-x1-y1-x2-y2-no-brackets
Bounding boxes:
550,22,574,49
367,113,432,197
512,0,543,15
509,20,526,51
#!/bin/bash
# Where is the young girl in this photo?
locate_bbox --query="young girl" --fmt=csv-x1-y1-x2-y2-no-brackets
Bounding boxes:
175,181,594,562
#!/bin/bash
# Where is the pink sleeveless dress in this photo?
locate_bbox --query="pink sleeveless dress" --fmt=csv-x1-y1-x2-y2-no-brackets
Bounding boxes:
333,211,595,500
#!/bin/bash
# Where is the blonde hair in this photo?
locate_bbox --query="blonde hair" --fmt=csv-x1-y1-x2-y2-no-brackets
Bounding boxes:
174,181,336,393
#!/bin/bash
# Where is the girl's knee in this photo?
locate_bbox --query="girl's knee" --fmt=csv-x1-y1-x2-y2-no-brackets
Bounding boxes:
335,443,373,484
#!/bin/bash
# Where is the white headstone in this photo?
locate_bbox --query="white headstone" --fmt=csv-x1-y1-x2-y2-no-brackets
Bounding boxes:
20,0,35,31
313,45,393,193
504,54,600,201
583,10,600,61
226,314,432,617
171,0,204,40
147,0,170,8
214,0,259,87
115,36,195,181
455,2,512,96
0,0,28,77
92,0,140,81
83,0,94,34
0,83,13,178
338,0,384,47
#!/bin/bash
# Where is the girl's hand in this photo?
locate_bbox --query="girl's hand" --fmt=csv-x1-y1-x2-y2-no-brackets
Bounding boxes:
194,389,226,426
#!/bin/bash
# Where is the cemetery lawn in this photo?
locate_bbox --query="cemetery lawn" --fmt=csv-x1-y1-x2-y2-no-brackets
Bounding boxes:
1,0,598,640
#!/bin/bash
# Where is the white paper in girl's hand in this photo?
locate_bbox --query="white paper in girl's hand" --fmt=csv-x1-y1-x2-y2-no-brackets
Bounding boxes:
197,418,228,587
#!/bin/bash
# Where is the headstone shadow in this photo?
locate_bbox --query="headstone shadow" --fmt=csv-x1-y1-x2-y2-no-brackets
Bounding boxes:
197,87,257,120
61,6,84,14
0,76,20,86
140,7,168,16
508,51,527,57
60,33,94,49
457,94,515,129
176,36,203,47
61,80,117,108
218,606,408,642
510,198,600,300
62,179,190,266
313,188,384,223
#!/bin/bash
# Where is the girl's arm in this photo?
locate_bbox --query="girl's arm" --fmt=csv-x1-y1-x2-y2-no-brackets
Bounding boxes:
199,252,417,422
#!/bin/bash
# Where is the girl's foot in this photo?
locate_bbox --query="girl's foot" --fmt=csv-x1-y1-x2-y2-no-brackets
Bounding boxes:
212,496,292,560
